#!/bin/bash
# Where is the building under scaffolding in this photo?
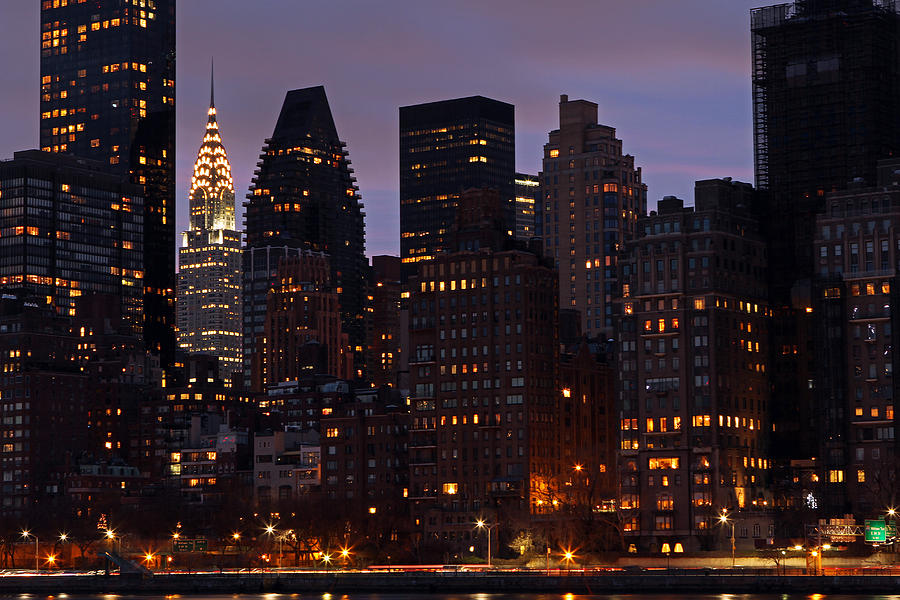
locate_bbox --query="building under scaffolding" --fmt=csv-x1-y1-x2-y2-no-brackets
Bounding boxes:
752,0,900,291
751,0,900,486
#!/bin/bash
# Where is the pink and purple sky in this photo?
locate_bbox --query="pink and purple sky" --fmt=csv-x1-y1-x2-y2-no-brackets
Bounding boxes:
0,1,761,258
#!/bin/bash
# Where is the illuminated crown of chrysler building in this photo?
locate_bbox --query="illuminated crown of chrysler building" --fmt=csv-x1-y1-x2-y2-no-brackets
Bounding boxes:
177,63,243,383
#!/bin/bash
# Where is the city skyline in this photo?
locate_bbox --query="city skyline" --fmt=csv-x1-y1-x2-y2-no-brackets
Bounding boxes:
1,0,758,258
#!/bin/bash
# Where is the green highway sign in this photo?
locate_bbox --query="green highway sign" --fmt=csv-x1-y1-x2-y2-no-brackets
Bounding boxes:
174,538,209,552
865,519,887,543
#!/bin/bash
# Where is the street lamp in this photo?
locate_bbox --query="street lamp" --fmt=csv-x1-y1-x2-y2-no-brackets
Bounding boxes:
340,547,351,568
21,530,38,571
719,510,735,569
475,520,498,567
562,549,576,570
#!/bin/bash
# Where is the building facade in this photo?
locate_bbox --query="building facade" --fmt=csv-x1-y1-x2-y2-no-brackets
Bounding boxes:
514,173,539,242
243,86,367,387
366,255,403,388
40,0,177,363
619,181,771,552
0,151,144,332
541,95,647,337
812,158,900,518
399,96,515,279
253,252,352,391
177,75,242,383
406,190,559,556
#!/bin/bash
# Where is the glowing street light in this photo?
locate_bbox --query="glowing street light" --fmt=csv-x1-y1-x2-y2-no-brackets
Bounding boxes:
232,532,241,541
475,519,498,567
46,554,56,568
719,510,735,569
21,530,39,571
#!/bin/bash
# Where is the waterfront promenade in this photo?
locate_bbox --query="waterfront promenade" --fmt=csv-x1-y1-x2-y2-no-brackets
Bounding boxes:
2,570,900,595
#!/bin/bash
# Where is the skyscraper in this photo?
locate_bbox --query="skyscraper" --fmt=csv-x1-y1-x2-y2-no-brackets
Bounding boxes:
177,70,242,383
366,255,403,388
514,173,539,242
252,252,352,391
39,0,176,363
243,86,367,389
541,95,647,336
751,0,900,473
752,0,900,293
0,151,144,331
399,96,515,279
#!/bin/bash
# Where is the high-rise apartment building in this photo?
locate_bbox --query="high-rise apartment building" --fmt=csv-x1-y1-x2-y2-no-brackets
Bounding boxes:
812,158,900,517
619,181,770,552
177,74,242,383
514,173,539,242
39,0,176,363
406,189,559,557
252,252,352,391
0,151,144,330
243,86,367,388
541,95,647,336
399,96,515,279
367,256,403,388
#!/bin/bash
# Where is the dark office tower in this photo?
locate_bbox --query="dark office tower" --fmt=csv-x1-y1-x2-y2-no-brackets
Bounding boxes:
178,72,242,383
514,173,539,242
243,87,367,389
399,96,515,279
0,151,144,331
39,0,176,364
751,0,900,294
541,95,647,337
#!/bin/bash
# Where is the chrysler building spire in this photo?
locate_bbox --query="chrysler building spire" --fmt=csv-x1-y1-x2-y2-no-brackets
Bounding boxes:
177,63,242,383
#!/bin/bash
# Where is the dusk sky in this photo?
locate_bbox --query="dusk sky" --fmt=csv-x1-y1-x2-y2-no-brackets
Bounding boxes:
1,1,761,258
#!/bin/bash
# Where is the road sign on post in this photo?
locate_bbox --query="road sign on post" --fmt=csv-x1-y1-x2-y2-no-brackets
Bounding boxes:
865,520,887,543
194,539,208,552
174,540,194,552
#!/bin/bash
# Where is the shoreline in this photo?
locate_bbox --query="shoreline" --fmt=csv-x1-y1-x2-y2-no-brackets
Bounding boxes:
1,572,900,595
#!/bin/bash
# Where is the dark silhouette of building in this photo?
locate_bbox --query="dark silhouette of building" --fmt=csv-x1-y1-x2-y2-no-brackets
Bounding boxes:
399,96,515,279
540,95,647,337
40,0,176,364
366,256,402,388
0,295,89,517
0,151,144,332
619,180,771,552
243,87,367,388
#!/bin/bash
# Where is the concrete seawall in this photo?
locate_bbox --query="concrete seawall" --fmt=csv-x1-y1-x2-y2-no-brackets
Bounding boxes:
1,572,900,595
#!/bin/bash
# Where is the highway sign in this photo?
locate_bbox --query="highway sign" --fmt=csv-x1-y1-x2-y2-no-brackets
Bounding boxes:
865,520,887,543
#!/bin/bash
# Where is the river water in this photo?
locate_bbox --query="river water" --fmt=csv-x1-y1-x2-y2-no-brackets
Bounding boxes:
1,595,897,600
